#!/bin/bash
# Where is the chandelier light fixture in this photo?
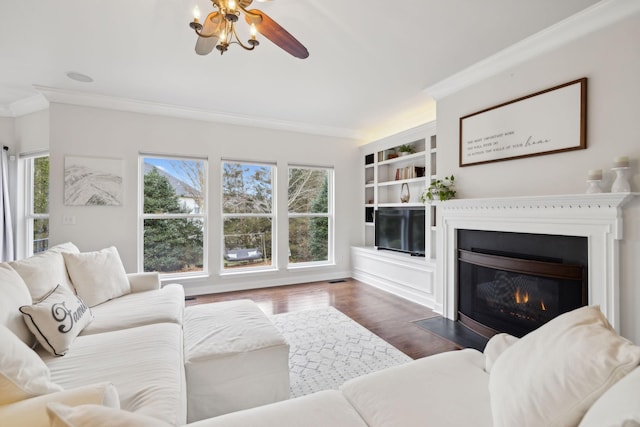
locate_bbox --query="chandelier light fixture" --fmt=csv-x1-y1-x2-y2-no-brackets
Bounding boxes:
189,0,308,59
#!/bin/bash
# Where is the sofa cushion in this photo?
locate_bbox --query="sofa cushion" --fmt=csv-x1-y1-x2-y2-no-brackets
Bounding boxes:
10,246,77,302
81,283,184,335
0,262,34,345
483,333,519,373
20,285,94,356
578,366,640,427
39,322,186,426
341,349,493,427
184,390,368,427
62,247,131,307
47,403,172,427
0,382,119,427
0,324,62,405
489,305,640,427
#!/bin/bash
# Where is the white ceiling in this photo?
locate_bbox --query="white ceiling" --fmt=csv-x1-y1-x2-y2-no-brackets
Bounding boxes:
0,0,603,141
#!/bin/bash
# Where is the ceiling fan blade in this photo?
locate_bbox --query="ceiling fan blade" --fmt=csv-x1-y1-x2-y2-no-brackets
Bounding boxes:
195,12,222,56
244,9,309,59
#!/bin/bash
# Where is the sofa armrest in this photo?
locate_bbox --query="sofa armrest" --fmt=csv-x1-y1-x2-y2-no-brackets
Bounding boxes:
0,382,119,427
127,272,161,293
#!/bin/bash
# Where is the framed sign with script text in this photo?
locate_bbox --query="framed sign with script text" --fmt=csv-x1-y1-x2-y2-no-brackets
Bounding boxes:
459,78,587,167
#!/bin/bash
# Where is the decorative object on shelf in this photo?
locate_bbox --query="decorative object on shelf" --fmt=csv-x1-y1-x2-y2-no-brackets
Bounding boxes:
613,156,629,168
400,183,410,203
459,78,587,167
421,175,456,202
189,0,309,58
611,156,631,193
586,169,603,194
398,145,415,156
386,149,398,160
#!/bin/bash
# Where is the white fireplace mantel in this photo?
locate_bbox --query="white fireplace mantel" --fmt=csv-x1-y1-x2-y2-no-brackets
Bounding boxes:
434,193,638,332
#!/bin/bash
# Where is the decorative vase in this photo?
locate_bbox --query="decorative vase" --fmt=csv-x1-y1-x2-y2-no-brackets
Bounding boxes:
586,180,602,194
611,167,630,193
400,183,410,203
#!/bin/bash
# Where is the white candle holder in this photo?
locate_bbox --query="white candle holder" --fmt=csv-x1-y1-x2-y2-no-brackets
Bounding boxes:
611,167,631,193
586,179,603,194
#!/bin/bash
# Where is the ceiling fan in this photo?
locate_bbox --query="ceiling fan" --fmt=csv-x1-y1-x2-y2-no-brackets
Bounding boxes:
189,0,309,59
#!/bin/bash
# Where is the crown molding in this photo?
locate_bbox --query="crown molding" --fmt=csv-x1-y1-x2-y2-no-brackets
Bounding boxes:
426,0,640,100
0,94,49,118
32,86,362,140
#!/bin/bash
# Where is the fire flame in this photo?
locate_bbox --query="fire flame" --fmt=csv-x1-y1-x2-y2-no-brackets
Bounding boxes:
514,288,529,304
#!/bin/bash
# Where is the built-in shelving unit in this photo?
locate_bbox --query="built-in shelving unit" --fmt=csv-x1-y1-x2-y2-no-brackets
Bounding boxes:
360,121,437,259
352,121,438,310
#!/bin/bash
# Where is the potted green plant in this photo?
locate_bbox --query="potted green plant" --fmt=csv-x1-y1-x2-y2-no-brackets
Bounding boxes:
421,175,456,202
397,144,415,156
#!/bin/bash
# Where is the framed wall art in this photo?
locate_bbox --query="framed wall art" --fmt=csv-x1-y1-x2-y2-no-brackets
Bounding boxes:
459,78,587,167
64,156,123,206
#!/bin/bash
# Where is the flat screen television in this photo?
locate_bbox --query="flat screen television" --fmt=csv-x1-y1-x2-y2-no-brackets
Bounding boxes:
374,207,426,256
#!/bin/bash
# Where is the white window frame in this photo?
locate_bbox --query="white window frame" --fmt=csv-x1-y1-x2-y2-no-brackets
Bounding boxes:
220,160,277,274
287,165,334,268
138,154,208,278
22,152,49,258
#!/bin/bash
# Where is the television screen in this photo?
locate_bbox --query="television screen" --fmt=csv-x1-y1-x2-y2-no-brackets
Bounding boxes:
374,207,426,256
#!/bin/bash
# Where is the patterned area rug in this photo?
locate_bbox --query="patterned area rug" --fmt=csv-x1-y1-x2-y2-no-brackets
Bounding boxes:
269,307,412,398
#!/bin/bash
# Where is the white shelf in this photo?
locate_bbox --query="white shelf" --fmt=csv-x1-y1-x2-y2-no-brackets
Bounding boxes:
378,151,425,166
378,202,425,208
378,177,425,187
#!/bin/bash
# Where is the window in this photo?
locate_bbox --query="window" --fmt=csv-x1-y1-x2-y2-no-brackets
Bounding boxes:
25,155,49,256
140,156,207,275
288,166,333,265
222,161,274,271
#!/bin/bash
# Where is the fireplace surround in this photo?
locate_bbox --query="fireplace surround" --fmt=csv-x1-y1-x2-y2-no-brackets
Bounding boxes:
435,193,636,332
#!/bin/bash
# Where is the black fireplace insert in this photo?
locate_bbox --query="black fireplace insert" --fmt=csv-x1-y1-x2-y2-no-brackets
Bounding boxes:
457,230,587,338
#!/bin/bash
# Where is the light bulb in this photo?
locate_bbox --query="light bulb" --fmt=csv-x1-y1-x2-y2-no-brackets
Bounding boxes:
250,23,257,38
228,0,236,10
219,30,226,42
193,5,201,22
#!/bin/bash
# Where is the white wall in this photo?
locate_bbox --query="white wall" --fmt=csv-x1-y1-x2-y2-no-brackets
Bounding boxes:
47,103,361,295
0,118,15,149
436,12,640,342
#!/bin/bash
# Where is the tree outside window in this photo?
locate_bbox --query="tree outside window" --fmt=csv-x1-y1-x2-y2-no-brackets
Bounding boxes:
222,161,274,270
288,167,333,264
26,155,49,255
140,157,206,275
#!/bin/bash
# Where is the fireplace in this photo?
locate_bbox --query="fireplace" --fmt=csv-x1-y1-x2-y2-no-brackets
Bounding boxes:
435,194,636,333
457,230,587,337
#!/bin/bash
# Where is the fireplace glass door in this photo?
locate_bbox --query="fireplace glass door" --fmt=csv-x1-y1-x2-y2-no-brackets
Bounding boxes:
458,249,586,338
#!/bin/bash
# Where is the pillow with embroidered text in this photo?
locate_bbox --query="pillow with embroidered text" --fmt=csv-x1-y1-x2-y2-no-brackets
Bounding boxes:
20,285,93,356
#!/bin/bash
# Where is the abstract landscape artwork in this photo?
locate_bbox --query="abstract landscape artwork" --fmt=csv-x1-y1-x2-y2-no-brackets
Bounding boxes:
64,156,123,206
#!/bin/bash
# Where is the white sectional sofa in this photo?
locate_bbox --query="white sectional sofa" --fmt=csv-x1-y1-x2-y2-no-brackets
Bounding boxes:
0,243,289,426
2,243,640,427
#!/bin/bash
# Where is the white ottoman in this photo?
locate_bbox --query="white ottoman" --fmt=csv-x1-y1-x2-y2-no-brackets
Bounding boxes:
184,299,290,422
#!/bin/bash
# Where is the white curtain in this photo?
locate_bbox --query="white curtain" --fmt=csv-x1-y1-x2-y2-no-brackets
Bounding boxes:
0,148,14,261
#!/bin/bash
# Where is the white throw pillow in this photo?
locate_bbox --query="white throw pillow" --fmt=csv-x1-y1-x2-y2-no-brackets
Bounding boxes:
47,403,172,427
62,247,131,307
483,333,519,374
579,366,640,427
0,324,63,405
489,306,640,427
10,249,76,302
20,285,94,356
0,262,34,345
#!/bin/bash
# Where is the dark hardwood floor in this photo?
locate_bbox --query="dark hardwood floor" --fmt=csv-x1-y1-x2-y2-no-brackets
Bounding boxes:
186,278,460,359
